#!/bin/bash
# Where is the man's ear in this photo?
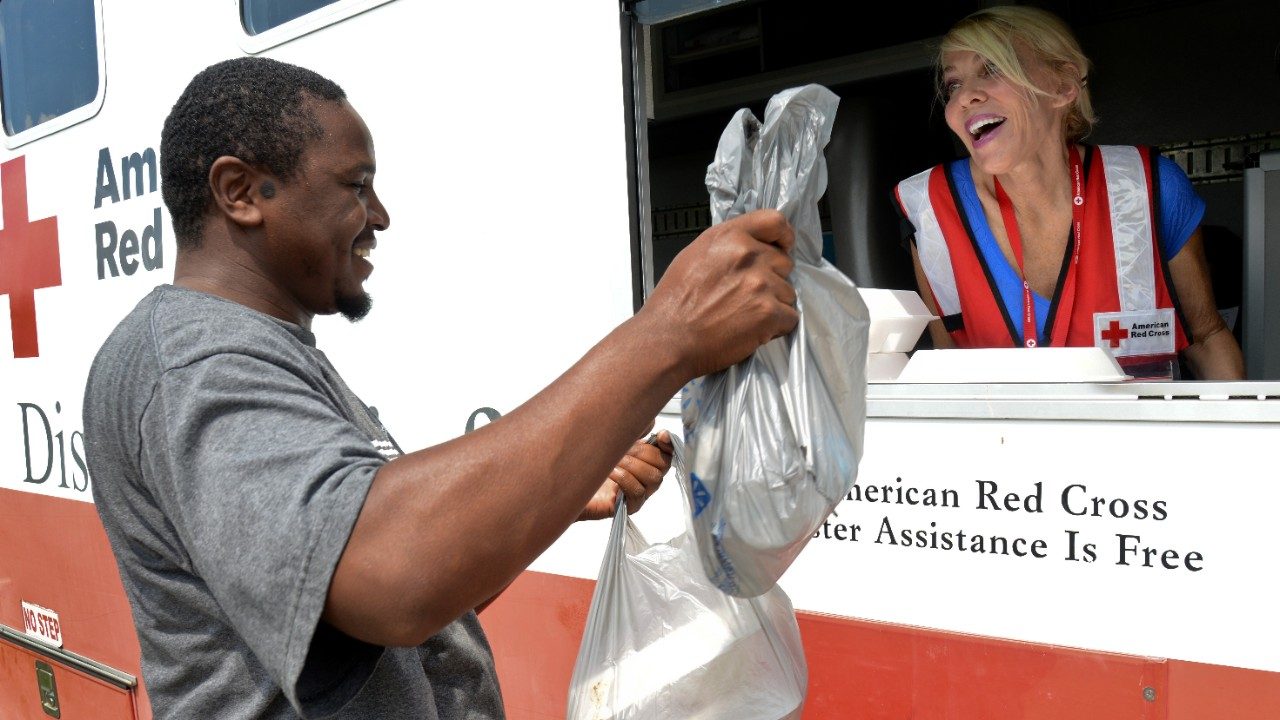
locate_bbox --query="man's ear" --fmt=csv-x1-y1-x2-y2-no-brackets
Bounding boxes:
208,156,271,228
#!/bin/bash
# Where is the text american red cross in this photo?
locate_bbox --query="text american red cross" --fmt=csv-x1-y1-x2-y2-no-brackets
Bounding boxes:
1100,320,1129,348
0,156,61,358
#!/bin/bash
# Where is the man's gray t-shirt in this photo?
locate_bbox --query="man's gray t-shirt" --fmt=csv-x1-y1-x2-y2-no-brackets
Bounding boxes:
83,285,504,719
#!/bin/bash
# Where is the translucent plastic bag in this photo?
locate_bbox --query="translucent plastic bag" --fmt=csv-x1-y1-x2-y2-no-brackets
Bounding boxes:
566,436,807,720
682,84,869,598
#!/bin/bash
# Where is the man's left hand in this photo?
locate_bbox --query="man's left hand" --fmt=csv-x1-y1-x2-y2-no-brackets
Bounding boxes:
579,430,674,520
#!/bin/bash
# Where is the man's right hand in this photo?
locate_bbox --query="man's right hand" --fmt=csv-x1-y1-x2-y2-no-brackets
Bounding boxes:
641,208,798,379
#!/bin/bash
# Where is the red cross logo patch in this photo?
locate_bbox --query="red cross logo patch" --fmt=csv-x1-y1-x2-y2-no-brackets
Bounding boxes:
1100,320,1129,348
0,156,61,359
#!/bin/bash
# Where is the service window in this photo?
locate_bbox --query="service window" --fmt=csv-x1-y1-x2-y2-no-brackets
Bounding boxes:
629,0,1280,380
239,0,395,53
0,0,105,148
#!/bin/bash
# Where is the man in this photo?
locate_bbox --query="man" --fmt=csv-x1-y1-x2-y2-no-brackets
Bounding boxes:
84,57,796,719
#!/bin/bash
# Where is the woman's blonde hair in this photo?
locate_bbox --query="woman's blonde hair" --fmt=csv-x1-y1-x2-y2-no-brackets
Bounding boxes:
939,5,1095,142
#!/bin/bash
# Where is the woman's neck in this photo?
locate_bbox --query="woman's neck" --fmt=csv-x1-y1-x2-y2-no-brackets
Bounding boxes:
974,141,1075,217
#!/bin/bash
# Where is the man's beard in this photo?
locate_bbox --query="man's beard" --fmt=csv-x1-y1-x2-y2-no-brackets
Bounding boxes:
337,291,373,322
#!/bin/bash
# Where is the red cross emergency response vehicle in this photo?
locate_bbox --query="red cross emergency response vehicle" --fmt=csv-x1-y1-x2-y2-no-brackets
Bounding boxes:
2,0,1279,717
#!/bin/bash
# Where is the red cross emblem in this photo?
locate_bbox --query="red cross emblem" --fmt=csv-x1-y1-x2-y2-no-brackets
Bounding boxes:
0,156,61,359
1100,320,1129,349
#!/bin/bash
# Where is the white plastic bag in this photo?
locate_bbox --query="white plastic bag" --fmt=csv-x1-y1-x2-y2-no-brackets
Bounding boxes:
682,84,869,598
566,437,807,720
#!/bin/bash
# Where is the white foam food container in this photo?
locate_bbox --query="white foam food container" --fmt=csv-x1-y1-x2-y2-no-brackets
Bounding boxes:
856,288,936,354
867,352,910,384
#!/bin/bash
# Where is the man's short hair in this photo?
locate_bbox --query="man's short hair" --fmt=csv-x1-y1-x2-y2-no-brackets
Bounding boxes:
160,57,346,247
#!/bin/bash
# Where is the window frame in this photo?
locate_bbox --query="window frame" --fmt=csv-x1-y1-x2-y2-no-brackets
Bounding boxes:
237,0,397,54
0,0,107,149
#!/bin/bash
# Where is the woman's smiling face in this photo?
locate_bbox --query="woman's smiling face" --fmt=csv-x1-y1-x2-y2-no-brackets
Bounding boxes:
941,49,1071,175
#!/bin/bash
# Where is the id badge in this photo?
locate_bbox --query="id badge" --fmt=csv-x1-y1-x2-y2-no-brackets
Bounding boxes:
1093,309,1176,359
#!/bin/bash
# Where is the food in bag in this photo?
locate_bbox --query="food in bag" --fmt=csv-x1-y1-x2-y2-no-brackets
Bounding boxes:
682,84,869,597
566,436,807,720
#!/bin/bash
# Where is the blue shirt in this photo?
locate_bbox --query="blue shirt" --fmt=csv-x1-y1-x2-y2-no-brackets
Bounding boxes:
950,154,1204,343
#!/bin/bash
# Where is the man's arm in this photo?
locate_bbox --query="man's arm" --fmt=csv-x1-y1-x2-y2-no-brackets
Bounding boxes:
323,209,798,646
476,431,673,614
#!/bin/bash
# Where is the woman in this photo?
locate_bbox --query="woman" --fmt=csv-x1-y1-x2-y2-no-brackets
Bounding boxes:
894,6,1243,380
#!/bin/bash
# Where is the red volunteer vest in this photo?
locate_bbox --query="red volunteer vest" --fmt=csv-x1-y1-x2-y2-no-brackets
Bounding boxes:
895,145,1189,376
